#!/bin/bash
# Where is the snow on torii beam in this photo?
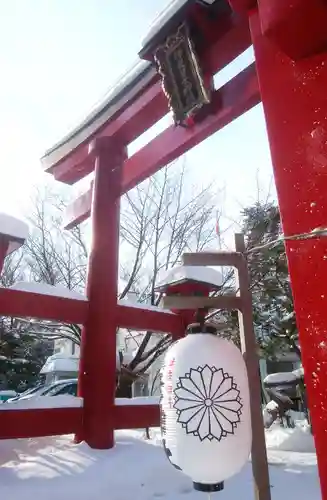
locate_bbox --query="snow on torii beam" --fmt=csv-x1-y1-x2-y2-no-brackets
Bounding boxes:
0,287,182,337
64,63,259,229
42,12,251,183
41,11,256,230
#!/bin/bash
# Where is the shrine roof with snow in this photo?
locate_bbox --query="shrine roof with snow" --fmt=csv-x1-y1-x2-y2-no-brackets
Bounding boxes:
41,0,235,174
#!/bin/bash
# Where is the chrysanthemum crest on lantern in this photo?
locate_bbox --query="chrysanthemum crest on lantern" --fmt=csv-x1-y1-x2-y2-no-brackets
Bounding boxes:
173,364,243,442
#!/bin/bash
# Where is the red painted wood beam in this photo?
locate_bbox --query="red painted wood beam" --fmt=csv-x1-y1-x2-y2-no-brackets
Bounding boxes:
65,186,93,227
64,63,260,229
46,19,251,185
0,407,83,440
117,303,184,337
50,80,165,185
114,404,160,430
0,287,181,336
0,404,159,439
120,62,257,191
0,288,88,324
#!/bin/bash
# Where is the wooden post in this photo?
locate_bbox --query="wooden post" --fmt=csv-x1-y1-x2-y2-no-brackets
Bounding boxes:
76,137,126,449
234,233,271,500
182,245,271,500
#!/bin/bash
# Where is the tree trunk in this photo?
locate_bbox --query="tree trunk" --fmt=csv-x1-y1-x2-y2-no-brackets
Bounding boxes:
115,372,151,439
115,374,133,398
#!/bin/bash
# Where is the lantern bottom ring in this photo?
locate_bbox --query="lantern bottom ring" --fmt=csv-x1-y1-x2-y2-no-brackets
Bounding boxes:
193,481,224,492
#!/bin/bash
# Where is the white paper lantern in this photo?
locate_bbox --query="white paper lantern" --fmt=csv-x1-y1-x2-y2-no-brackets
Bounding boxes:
160,323,252,493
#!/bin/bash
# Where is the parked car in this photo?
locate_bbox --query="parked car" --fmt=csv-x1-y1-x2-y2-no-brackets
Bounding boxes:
6,384,46,403
5,379,78,403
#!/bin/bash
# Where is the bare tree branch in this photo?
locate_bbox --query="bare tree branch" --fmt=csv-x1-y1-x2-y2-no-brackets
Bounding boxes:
119,161,222,378
2,165,221,393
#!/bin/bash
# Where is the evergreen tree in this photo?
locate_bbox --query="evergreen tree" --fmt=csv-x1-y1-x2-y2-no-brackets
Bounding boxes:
211,201,300,361
0,317,53,391
242,201,299,360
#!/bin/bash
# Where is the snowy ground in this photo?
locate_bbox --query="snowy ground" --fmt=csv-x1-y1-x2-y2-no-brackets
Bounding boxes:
0,420,319,499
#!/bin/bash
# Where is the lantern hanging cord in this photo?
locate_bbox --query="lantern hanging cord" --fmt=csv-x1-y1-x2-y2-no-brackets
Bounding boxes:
245,225,327,254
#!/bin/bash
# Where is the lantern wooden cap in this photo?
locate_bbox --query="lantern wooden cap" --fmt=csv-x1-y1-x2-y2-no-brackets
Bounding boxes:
186,322,217,335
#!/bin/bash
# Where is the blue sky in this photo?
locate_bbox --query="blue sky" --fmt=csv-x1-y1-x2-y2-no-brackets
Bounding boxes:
0,0,275,238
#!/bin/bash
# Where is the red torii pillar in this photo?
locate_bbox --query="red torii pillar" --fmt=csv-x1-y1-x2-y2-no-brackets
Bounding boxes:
77,138,126,449
230,0,327,496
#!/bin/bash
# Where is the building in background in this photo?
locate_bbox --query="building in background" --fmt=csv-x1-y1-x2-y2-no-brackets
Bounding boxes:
40,284,139,386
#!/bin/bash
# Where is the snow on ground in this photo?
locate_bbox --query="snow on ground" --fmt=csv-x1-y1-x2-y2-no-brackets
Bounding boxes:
0,420,320,500
265,417,315,454
0,396,159,410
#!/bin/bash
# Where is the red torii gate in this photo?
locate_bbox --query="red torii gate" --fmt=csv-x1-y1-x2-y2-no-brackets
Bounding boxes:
0,0,326,498
44,0,327,496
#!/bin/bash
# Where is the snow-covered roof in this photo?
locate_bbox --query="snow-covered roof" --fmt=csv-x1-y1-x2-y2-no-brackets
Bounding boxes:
10,281,87,301
0,213,29,255
41,60,153,170
141,0,190,50
42,1,192,170
41,0,229,174
155,265,223,291
40,348,134,374
140,0,224,54
40,354,79,374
